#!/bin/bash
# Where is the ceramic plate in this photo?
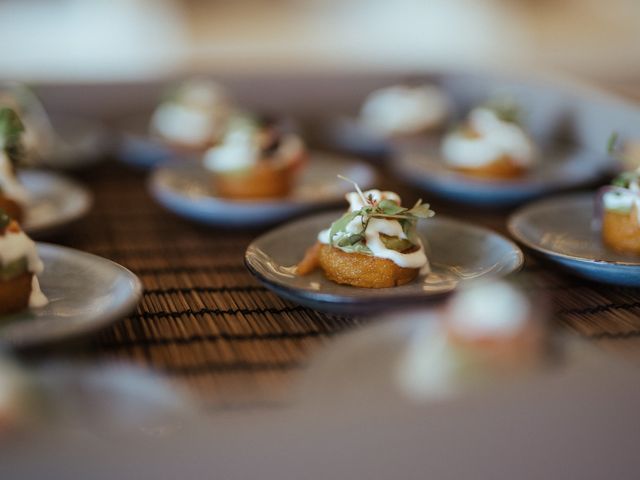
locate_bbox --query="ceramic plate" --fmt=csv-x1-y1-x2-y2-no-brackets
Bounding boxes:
117,115,180,169
19,170,93,238
245,211,523,314
392,138,610,206
33,363,193,433
0,243,141,348
508,193,640,286
298,308,609,407
323,116,392,159
40,115,111,170
149,154,377,228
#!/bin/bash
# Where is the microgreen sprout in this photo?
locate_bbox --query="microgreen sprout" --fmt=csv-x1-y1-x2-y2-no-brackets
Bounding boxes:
0,208,10,230
329,175,435,252
0,107,25,164
337,174,369,205
606,132,640,189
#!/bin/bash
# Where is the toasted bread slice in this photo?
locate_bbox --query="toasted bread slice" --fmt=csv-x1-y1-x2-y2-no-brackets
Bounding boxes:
318,244,418,288
0,196,23,224
602,208,640,255
452,155,526,180
0,271,32,315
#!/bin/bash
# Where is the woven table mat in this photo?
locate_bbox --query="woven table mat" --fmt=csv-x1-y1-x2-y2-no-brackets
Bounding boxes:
55,161,639,408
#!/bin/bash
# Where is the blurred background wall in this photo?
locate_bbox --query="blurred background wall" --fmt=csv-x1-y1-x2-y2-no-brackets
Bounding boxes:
0,0,638,95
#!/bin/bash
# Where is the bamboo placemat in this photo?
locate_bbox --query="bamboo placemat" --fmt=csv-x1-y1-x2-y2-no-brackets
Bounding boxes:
54,161,640,408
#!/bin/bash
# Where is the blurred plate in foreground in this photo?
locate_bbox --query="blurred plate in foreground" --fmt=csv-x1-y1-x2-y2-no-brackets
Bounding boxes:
0,244,141,348
298,308,595,406
245,211,523,314
148,154,377,228
508,192,640,286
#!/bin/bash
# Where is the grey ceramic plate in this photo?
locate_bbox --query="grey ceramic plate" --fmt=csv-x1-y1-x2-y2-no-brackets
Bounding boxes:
508,193,640,286
149,154,377,228
245,211,524,314
40,115,111,170
298,308,611,407
0,243,141,348
392,138,610,207
19,170,93,238
323,116,392,159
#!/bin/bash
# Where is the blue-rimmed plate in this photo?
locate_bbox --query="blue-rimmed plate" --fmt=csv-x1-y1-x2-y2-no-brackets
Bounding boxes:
149,154,377,228
392,138,611,207
508,192,640,286
322,116,393,160
245,211,523,314
0,243,141,348
117,115,181,170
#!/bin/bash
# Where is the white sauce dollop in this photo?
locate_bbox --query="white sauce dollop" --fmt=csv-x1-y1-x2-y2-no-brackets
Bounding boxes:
150,80,230,146
204,131,303,173
0,226,48,308
446,282,530,340
603,171,640,223
203,128,258,173
442,108,535,168
318,189,429,270
0,151,29,207
345,190,401,211
360,85,449,137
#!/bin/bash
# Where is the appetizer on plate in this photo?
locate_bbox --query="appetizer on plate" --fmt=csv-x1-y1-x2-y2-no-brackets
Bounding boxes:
203,115,307,199
150,78,232,152
599,167,640,255
360,83,450,138
398,281,547,400
0,209,48,315
441,102,536,179
297,179,434,288
0,107,29,223
442,281,545,368
0,82,56,165
0,82,108,170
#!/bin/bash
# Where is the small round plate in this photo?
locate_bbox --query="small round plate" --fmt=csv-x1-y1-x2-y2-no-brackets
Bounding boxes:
40,115,111,170
148,154,377,228
117,115,195,170
0,243,142,348
392,139,610,207
298,309,607,407
19,170,93,238
119,133,176,170
34,363,193,432
245,211,523,314
508,193,640,286
323,116,391,159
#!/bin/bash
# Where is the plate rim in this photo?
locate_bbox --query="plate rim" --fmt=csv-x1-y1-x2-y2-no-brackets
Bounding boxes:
21,170,94,237
148,153,377,209
392,141,609,191
1,242,142,348
245,211,525,305
44,113,112,169
507,192,640,267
